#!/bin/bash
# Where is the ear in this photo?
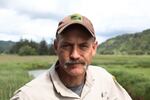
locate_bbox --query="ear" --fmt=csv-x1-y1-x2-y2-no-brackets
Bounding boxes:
54,39,58,54
92,41,98,56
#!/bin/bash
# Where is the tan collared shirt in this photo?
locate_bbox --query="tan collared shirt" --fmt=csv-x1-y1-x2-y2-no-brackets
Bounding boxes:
11,64,132,100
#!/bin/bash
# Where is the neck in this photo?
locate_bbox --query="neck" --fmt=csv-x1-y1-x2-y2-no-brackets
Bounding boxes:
56,66,86,87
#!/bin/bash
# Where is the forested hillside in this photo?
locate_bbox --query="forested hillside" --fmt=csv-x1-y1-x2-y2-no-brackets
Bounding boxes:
0,41,15,53
97,29,150,55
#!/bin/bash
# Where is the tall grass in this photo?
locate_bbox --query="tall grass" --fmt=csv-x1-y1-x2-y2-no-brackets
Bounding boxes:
0,55,57,100
0,55,150,100
92,55,150,100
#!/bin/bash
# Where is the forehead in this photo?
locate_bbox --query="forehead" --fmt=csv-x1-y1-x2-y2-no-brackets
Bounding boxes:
58,24,93,40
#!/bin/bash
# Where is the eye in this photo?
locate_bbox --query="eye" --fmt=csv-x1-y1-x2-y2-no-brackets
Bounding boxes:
61,44,69,47
61,43,72,49
79,44,90,50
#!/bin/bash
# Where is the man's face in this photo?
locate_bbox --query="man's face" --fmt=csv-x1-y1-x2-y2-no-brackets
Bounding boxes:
55,25,97,76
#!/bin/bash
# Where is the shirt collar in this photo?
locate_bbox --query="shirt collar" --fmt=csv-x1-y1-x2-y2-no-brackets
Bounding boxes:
49,61,94,98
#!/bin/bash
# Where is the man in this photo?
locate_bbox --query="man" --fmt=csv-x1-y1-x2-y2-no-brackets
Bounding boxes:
11,14,132,100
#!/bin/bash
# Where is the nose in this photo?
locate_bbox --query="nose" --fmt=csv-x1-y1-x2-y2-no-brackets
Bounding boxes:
70,47,80,60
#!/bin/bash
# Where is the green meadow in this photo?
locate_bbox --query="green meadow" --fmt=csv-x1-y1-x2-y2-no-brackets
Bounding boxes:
0,55,150,100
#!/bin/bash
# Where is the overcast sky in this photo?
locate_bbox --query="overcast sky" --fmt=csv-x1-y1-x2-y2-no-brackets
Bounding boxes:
0,0,150,44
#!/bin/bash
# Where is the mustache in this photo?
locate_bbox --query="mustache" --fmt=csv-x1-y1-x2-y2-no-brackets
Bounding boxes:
64,60,86,66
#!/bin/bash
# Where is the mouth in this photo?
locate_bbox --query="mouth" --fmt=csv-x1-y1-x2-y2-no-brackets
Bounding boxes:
65,61,85,66
64,60,87,69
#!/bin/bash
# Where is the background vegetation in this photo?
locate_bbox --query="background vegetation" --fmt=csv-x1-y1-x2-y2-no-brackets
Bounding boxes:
97,29,150,55
0,39,55,55
93,55,150,100
0,55,149,100
0,55,57,100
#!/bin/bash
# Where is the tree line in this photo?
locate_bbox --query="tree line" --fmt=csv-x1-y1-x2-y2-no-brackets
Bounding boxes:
10,39,55,56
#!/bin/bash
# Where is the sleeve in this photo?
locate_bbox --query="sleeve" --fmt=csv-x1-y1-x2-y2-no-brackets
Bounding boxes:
109,76,132,100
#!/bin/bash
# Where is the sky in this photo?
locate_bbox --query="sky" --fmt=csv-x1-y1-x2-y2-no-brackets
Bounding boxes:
0,0,150,44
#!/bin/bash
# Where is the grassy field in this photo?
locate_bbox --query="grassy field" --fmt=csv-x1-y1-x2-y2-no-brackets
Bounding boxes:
0,55,57,100
93,55,150,100
0,55,150,100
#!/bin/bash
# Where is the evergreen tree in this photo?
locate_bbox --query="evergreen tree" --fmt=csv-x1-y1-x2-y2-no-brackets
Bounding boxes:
48,44,56,55
10,39,39,55
38,40,49,55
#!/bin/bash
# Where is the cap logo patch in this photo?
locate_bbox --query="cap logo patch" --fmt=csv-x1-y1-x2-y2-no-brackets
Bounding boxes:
70,14,82,21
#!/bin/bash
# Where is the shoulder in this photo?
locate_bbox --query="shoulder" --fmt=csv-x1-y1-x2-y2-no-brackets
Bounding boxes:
88,65,113,79
87,65,115,88
88,65,132,100
25,69,53,88
11,69,54,100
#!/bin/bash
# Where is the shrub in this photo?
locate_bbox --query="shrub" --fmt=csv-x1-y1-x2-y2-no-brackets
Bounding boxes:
18,45,37,56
